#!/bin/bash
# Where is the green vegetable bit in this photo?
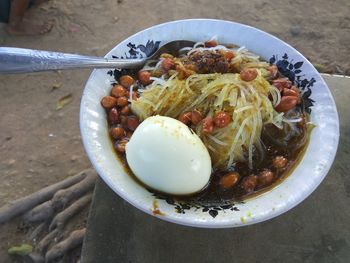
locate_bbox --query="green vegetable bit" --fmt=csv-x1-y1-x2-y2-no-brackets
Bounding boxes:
8,244,33,256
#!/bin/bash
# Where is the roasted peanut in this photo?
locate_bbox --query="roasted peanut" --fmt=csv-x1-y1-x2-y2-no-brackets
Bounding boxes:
108,108,119,124
204,40,218,47
120,115,127,127
114,138,129,153
111,85,127,98
119,75,135,88
272,156,288,169
101,96,118,109
224,50,235,61
178,112,192,125
161,58,175,71
268,65,278,79
291,86,300,94
138,71,152,86
257,169,274,187
291,86,302,104
111,127,126,139
283,88,299,97
202,117,214,134
191,110,203,125
117,96,129,107
240,68,258,82
127,116,140,131
272,78,292,91
120,105,130,115
213,111,231,128
240,175,257,193
275,96,298,112
219,172,240,189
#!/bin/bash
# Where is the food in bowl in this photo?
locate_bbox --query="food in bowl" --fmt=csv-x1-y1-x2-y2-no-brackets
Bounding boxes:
100,39,312,203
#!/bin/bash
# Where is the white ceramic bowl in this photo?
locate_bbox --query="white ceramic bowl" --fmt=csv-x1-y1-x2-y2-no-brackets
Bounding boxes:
80,19,339,228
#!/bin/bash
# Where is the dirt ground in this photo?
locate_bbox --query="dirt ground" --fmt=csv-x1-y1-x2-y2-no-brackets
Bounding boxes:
0,0,349,261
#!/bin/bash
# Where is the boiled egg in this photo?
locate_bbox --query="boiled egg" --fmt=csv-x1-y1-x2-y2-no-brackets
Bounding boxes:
125,115,211,195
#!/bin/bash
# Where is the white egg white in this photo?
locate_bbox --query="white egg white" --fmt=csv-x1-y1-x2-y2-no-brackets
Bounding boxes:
125,115,211,195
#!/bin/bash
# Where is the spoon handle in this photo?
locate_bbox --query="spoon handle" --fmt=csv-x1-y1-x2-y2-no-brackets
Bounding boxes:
0,47,144,74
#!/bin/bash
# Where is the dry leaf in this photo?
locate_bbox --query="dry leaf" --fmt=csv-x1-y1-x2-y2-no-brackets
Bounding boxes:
56,94,73,110
51,83,62,91
8,244,33,256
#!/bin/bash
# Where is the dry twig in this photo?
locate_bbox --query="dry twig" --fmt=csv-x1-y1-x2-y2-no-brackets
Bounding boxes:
45,228,86,262
24,201,54,224
29,222,48,242
51,171,96,210
49,193,92,231
37,229,59,254
0,169,91,224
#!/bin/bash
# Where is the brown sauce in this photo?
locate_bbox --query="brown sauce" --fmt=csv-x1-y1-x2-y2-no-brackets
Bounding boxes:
112,119,311,205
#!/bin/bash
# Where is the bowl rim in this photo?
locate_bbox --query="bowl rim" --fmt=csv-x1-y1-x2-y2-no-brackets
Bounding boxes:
80,18,340,228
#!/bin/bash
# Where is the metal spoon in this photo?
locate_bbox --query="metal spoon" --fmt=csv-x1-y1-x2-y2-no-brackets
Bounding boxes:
0,40,195,74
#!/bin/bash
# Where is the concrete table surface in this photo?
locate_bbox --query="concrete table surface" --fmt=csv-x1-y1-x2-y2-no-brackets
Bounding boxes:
81,75,350,263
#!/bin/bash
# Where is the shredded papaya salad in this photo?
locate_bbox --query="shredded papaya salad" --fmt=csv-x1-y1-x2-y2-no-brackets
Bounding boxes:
131,39,306,171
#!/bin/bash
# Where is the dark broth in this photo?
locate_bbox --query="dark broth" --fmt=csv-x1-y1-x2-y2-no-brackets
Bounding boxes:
113,119,310,204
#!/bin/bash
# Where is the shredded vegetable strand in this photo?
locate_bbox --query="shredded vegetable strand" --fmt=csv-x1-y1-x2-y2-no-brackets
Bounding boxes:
132,68,283,169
